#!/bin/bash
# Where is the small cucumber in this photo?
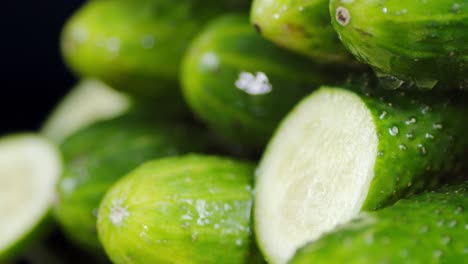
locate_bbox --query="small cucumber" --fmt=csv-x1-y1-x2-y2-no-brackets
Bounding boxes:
330,0,468,90
97,155,261,264
254,86,468,263
182,14,345,149
54,116,214,252
61,0,243,102
0,134,61,262
250,0,357,65
41,78,130,144
290,183,468,264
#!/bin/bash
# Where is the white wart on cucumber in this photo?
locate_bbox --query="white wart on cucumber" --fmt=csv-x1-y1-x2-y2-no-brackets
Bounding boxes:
254,86,468,263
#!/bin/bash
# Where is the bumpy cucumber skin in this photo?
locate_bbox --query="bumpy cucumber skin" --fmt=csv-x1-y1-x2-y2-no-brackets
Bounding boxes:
250,0,357,65
290,183,468,264
54,116,213,252
351,86,468,210
182,14,344,149
97,155,261,264
330,0,468,90
61,0,244,101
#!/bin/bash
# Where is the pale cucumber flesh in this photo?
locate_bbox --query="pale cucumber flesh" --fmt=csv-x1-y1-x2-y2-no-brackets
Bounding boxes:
255,88,378,264
41,78,130,143
0,135,61,258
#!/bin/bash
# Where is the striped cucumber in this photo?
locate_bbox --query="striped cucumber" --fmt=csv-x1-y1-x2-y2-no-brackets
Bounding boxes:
97,155,261,264
61,0,243,102
290,183,468,264
182,14,345,149
330,0,468,90
254,86,468,263
54,115,214,252
250,0,358,65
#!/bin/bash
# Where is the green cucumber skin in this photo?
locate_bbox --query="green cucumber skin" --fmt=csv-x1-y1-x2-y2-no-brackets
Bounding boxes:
350,86,468,210
330,0,468,90
97,155,262,264
250,0,357,65
61,0,245,101
290,183,468,264
182,14,345,149
54,116,213,251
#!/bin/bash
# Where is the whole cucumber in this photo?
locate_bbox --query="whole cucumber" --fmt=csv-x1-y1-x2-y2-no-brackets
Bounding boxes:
54,115,214,252
255,85,468,263
97,155,262,264
61,0,247,102
250,0,358,65
330,0,468,90
290,183,468,264
182,14,346,149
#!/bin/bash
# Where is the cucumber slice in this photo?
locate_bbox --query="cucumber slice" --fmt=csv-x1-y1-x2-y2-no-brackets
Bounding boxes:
41,78,130,144
290,183,468,263
0,134,61,261
254,87,468,263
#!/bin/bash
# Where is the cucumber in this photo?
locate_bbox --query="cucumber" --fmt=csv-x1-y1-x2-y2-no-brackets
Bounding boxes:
182,14,344,149
41,78,130,144
0,134,61,262
290,183,468,263
250,0,357,65
330,0,468,90
54,116,214,252
254,86,468,263
97,155,261,264
61,0,246,102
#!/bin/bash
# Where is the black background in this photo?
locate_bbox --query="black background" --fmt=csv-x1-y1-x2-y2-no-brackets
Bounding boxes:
0,1,85,135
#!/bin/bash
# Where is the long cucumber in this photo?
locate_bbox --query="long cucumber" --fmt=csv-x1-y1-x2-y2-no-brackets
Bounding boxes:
290,183,468,263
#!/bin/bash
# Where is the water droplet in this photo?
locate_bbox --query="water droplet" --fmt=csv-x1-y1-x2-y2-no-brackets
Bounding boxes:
201,52,219,70
192,232,198,241
417,144,427,156
433,123,443,130
235,239,243,247
389,126,399,136
107,37,120,55
421,105,431,115
442,236,451,245
452,3,461,12
433,250,443,258
382,7,388,13
405,117,417,125
399,144,407,150
425,133,434,139
379,111,387,120
273,13,280,19
141,35,155,49
453,206,464,214
406,133,414,140
420,225,429,233
377,72,405,90
448,220,457,228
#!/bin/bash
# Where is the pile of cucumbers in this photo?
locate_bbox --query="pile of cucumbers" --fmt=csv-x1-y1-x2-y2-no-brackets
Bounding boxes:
1,0,467,263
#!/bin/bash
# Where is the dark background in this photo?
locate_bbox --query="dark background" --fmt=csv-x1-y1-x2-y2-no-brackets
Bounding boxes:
0,1,85,135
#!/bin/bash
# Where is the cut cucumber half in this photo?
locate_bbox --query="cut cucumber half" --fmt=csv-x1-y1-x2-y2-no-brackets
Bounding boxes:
41,78,130,143
0,134,61,261
254,87,468,264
